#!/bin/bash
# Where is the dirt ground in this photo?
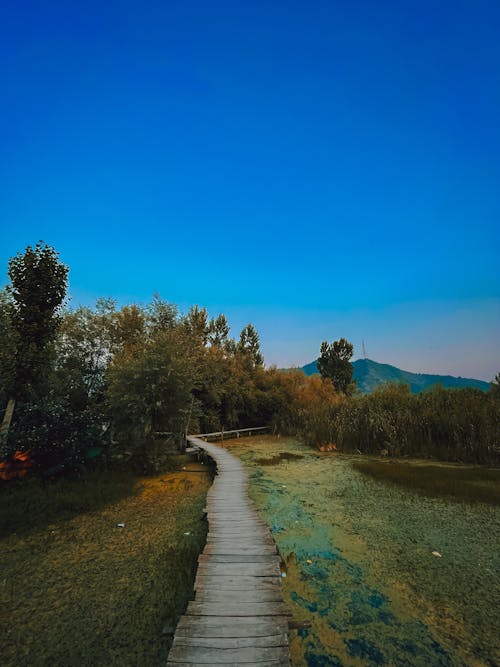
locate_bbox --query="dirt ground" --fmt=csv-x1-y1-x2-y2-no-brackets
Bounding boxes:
0,461,211,666
224,435,500,667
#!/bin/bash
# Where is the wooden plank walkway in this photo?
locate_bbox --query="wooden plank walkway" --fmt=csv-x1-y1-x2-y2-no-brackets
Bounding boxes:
167,436,291,666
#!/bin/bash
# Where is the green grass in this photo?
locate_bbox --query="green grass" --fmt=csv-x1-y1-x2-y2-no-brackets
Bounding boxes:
254,452,304,466
0,469,140,538
0,460,211,666
352,459,500,505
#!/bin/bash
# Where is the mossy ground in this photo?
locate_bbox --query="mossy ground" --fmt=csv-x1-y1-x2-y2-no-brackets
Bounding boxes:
352,458,500,505
224,435,500,667
0,459,211,666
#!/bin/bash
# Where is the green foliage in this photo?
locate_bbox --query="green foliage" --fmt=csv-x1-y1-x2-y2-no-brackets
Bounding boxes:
317,337,355,394
237,323,264,367
490,373,500,399
7,242,68,400
208,313,230,349
55,299,117,412
321,383,500,464
107,324,197,470
4,397,101,471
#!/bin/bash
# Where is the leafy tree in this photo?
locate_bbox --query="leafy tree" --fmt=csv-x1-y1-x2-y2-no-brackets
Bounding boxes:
54,299,117,411
209,314,230,349
107,324,197,470
490,373,500,399
7,242,68,400
317,337,355,395
237,323,264,367
147,294,178,333
183,305,210,346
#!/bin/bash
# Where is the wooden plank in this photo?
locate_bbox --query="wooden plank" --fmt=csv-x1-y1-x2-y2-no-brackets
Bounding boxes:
202,549,277,558
194,575,280,591
167,644,290,664
195,589,284,603
198,554,279,564
186,601,291,617
172,634,288,648
203,542,276,550
176,615,289,631
174,663,289,667
196,562,280,577
168,662,289,667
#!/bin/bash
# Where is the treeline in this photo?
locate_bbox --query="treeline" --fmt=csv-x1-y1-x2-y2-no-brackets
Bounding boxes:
0,243,336,475
1,243,499,475
302,382,500,464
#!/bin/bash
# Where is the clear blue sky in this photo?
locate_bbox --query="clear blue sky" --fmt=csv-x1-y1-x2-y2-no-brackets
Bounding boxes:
1,0,499,380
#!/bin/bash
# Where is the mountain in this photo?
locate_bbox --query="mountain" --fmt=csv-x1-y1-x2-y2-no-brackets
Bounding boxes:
299,358,491,394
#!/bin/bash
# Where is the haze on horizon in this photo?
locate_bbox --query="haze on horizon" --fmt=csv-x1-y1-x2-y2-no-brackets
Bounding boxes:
1,0,499,382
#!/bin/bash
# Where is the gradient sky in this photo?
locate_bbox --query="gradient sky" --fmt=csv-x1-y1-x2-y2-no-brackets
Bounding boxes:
1,0,499,380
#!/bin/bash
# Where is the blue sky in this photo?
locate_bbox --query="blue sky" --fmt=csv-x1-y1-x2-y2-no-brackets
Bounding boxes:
1,0,499,380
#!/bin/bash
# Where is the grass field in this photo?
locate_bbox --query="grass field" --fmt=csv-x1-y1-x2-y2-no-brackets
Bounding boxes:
224,435,500,667
0,459,211,666
352,458,500,505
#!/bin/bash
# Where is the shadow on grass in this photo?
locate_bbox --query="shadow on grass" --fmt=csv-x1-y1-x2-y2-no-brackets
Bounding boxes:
352,459,500,505
1,461,212,666
0,468,141,538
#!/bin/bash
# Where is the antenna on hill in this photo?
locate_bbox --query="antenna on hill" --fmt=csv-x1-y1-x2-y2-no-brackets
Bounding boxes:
362,340,367,360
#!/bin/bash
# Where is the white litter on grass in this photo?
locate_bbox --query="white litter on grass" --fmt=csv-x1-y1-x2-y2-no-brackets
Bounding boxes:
432,550,442,558
184,532,191,536
281,572,287,578
117,523,125,528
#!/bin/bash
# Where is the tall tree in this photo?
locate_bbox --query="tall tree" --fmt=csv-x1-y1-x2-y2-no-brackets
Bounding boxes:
490,373,500,399
0,290,16,407
209,314,230,349
183,305,210,346
237,324,264,367
7,242,68,400
317,337,355,395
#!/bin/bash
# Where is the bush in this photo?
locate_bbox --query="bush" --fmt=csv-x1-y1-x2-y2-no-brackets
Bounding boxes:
4,398,102,473
323,383,500,464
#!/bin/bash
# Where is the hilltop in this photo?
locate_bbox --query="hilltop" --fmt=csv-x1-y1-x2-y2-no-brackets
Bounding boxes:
299,358,491,394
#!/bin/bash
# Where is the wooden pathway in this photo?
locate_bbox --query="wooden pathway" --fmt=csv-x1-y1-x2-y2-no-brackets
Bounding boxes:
167,436,291,666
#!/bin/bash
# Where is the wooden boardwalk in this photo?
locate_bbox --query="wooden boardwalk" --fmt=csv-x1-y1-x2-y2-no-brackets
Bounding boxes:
167,436,291,666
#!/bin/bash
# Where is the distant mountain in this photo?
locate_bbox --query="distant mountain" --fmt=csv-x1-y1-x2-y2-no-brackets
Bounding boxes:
299,358,491,394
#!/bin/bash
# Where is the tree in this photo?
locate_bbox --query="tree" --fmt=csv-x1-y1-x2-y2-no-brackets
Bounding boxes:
0,290,16,407
183,305,210,346
317,337,355,395
107,325,196,470
209,314,230,349
54,299,117,411
490,373,500,399
237,324,264,367
7,242,68,401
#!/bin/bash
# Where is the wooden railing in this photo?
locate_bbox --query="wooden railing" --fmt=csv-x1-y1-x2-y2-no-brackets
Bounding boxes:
193,426,269,442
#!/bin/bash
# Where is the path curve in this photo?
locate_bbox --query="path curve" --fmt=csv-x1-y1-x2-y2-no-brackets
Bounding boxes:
167,436,291,666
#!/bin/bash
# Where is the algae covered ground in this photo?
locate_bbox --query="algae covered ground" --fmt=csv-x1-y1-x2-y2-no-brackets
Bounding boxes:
224,436,500,667
0,460,211,666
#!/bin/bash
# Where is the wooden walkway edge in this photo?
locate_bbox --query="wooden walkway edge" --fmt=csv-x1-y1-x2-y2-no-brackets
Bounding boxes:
167,436,291,666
